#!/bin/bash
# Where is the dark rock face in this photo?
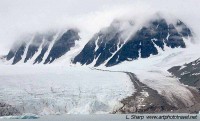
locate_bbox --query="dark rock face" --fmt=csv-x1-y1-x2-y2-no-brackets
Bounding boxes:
176,20,192,37
165,24,185,48
0,102,20,116
6,29,79,64
12,42,27,64
6,42,26,64
73,38,96,65
24,33,43,63
34,33,55,64
73,18,192,67
44,29,80,64
168,58,200,90
6,43,21,61
6,51,15,61
6,36,32,63
73,22,124,66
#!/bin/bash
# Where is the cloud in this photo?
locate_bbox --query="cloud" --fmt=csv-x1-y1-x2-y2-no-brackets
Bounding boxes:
0,0,199,55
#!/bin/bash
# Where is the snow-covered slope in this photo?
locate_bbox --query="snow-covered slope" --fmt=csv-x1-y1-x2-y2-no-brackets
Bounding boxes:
103,40,200,110
73,15,192,67
2,14,193,67
5,29,80,65
169,58,200,89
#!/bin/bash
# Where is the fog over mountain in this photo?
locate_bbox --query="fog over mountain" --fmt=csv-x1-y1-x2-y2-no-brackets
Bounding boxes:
0,0,200,55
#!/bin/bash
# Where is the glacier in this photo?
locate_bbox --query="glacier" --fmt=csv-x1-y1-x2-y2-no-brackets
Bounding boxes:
0,65,134,115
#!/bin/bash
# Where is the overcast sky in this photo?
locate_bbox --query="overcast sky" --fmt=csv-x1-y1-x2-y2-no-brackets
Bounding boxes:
0,0,200,55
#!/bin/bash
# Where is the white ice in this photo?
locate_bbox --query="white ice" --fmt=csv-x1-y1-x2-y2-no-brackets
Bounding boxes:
0,65,134,115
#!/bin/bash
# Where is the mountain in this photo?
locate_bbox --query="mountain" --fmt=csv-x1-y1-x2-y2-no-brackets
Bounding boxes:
168,58,200,90
3,15,192,66
5,29,80,64
73,17,192,67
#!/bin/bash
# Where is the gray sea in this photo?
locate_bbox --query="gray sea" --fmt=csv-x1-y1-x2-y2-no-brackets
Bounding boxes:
0,114,199,121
